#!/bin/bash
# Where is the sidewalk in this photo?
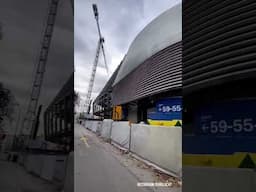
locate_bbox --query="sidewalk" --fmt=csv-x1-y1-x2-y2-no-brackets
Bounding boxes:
75,123,181,192
0,160,59,192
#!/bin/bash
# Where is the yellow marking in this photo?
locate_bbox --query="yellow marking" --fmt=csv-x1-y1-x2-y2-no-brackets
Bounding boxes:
183,152,256,168
249,153,256,163
147,119,182,126
80,136,90,148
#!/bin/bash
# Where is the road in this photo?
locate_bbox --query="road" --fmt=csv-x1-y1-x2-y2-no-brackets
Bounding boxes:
75,123,180,192
0,160,58,192
75,123,152,192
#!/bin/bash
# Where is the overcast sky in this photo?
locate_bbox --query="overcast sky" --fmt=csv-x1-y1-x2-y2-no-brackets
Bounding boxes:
0,0,73,135
75,0,181,109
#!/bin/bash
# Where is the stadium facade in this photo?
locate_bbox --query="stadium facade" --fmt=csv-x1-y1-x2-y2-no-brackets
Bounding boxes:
183,0,256,169
93,3,182,126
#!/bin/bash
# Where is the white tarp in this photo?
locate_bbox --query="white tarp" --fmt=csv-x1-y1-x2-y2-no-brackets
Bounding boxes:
110,121,130,149
131,124,182,176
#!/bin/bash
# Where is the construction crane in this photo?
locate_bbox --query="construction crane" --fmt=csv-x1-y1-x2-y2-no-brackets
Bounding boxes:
13,0,74,152
84,4,109,114
20,0,60,142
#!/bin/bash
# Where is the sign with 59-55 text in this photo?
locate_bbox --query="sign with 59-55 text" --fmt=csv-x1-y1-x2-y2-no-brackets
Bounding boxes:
195,99,256,136
156,97,182,113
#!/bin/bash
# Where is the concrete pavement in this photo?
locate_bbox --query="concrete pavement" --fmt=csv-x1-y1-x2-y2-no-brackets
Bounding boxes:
0,160,59,192
75,123,181,192
75,124,150,192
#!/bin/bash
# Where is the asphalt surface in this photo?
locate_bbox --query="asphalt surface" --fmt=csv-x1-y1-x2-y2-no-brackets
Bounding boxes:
75,123,150,192
0,160,58,192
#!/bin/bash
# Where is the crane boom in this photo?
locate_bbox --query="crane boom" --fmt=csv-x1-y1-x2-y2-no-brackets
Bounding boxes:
85,4,108,114
21,0,59,138
85,38,102,114
93,4,108,74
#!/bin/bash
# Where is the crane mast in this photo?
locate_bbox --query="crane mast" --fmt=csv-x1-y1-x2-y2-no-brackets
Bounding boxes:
21,0,59,139
85,4,108,114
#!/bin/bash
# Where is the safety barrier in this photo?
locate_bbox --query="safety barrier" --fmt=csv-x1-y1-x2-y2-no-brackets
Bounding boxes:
110,121,130,149
100,119,113,140
84,120,182,176
40,155,57,181
63,152,74,192
91,121,98,132
24,154,67,182
85,120,102,133
131,124,181,176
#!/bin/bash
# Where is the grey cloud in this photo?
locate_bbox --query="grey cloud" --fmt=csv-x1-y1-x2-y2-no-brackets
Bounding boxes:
75,34,89,55
0,0,73,134
75,0,181,110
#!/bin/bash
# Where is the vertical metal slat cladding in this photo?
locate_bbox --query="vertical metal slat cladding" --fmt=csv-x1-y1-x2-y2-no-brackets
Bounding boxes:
183,0,256,93
112,42,182,105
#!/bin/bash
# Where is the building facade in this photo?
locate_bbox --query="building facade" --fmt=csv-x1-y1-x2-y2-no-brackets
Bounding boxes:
44,73,74,152
183,0,256,168
94,3,182,125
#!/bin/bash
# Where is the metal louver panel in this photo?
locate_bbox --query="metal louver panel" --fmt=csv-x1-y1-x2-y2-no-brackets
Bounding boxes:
113,42,182,105
183,0,256,93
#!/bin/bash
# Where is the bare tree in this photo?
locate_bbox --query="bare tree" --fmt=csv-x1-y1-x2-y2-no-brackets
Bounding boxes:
74,91,81,106
0,83,15,127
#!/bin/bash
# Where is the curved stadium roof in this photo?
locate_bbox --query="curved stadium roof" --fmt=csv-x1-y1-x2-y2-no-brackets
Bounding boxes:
113,3,181,85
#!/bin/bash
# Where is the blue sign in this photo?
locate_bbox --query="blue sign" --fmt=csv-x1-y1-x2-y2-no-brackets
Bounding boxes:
156,97,182,113
183,135,256,154
148,97,182,121
195,99,256,136
147,112,181,121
